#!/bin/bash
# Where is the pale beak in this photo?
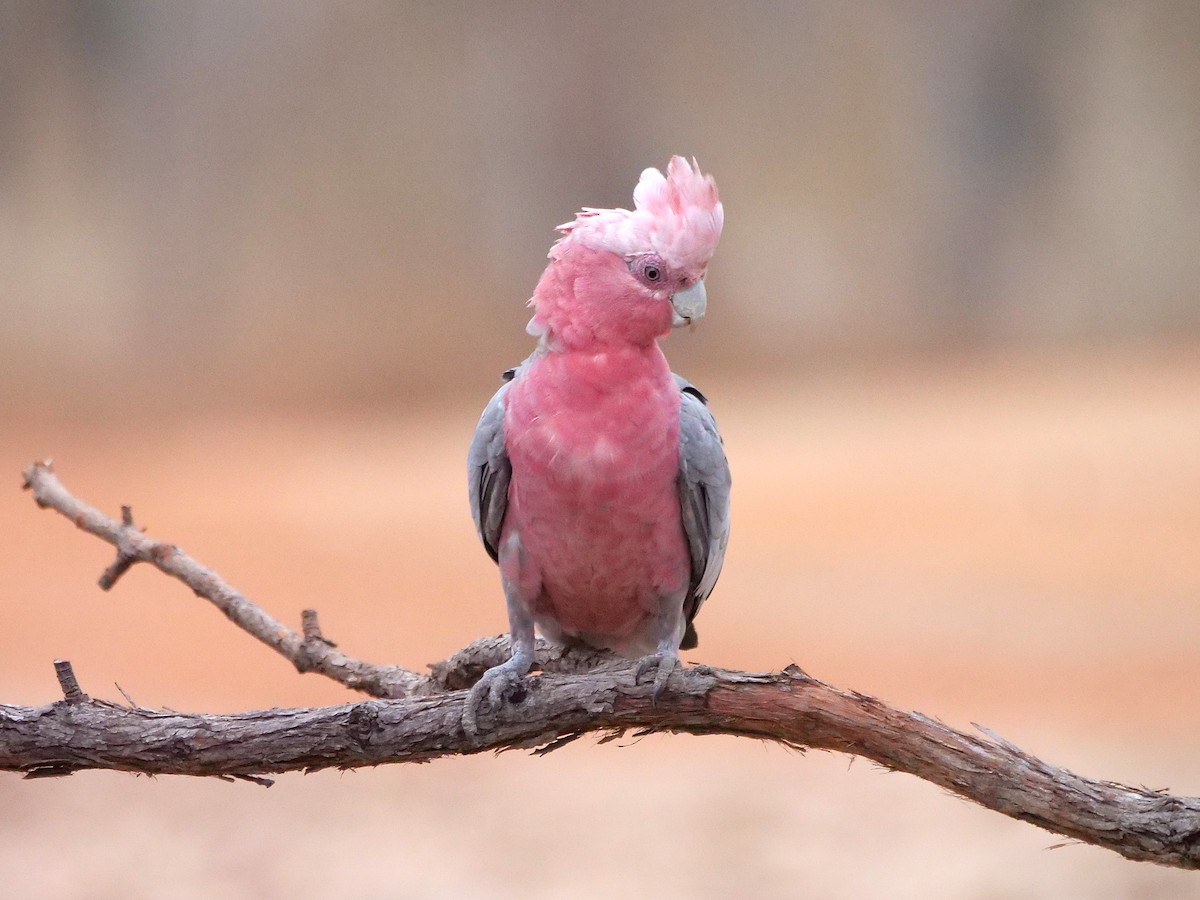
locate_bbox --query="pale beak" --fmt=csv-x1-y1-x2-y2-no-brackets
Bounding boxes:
670,279,707,328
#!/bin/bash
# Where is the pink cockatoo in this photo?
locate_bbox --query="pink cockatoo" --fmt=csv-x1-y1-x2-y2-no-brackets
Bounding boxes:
465,156,730,733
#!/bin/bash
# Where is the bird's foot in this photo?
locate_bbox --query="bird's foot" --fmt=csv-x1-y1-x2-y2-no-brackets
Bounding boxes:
633,650,680,702
462,653,533,737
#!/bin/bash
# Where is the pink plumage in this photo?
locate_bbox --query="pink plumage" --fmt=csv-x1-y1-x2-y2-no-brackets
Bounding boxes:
466,157,730,732
502,333,687,655
553,156,724,271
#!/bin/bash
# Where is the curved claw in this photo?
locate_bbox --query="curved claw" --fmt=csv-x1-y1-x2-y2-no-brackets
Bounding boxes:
462,654,533,737
633,651,680,703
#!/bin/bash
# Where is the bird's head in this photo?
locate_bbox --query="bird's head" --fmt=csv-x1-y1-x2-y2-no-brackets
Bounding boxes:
528,156,723,350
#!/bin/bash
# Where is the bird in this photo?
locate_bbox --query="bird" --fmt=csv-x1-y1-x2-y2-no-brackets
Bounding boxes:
465,156,730,734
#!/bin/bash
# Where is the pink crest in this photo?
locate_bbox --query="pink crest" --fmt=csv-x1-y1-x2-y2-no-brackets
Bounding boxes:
554,156,724,272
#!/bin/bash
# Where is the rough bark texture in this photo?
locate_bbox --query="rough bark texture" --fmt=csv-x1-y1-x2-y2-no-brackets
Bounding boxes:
9,461,1200,870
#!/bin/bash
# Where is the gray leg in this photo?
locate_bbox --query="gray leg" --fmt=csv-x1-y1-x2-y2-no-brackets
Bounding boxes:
633,636,681,702
632,591,687,702
462,576,536,737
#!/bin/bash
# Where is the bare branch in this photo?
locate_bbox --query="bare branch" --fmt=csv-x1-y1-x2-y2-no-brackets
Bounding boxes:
22,461,426,699
98,505,138,589
13,460,1200,869
52,660,87,704
301,608,335,646
3,656,1200,868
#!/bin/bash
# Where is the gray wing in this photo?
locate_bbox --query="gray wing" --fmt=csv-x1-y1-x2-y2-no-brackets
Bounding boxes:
467,367,519,563
675,374,732,650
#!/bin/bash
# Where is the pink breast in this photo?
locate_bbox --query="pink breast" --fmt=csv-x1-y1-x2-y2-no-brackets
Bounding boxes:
502,347,689,650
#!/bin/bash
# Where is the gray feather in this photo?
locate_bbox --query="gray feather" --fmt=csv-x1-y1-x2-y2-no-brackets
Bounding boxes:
675,374,732,649
467,377,514,563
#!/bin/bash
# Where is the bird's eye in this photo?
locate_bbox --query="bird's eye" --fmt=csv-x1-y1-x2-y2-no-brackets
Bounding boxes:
630,255,668,287
633,257,666,285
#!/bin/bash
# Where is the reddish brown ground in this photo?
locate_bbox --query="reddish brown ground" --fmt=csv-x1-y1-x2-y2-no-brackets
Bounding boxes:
3,344,1199,898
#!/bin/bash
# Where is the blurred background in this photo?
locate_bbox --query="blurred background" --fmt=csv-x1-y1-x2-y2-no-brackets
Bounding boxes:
2,2,1199,897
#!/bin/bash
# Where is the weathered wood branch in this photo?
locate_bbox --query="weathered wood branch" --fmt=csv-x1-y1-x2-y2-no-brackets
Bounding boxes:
22,461,427,699
9,461,1200,869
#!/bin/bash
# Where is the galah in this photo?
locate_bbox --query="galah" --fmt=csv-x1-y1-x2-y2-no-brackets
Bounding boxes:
465,156,730,733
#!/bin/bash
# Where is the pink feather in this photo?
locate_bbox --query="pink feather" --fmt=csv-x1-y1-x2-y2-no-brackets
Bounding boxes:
497,156,724,656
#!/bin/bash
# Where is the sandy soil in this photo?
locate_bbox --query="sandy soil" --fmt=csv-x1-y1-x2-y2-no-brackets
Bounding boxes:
3,343,1199,898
